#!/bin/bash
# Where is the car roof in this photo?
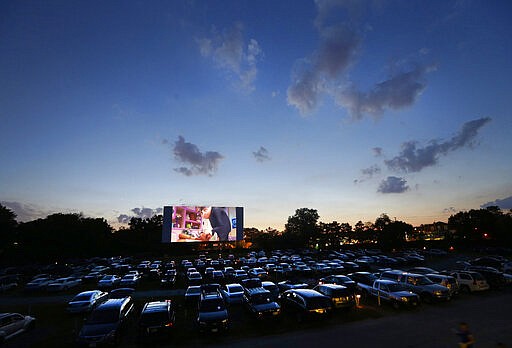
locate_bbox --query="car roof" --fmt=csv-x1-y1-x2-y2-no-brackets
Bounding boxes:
285,289,325,298
142,301,171,313
97,297,130,309
374,279,398,285
316,283,347,289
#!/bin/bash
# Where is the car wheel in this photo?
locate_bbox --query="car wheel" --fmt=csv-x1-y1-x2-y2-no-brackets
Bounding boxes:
461,285,471,293
392,300,400,309
296,313,303,323
27,320,36,330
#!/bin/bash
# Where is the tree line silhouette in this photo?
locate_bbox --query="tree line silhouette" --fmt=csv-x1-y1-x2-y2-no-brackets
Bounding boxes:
1,204,511,266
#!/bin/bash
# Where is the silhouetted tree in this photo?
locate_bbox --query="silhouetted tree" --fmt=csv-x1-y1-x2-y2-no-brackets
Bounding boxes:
0,204,17,254
284,208,319,248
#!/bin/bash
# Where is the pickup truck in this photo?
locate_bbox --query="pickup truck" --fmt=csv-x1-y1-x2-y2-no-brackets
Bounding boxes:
380,271,451,303
368,280,420,308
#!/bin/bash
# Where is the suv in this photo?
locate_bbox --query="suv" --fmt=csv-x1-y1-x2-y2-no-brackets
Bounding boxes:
243,287,281,319
313,284,355,310
76,297,135,346
448,271,490,293
138,300,175,338
426,274,459,296
197,291,229,333
281,289,332,322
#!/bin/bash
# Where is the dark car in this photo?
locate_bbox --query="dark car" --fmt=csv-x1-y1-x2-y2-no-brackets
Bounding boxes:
261,281,280,301
197,293,229,333
241,278,262,290
76,297,135,346
138,300,175,338
466,266,507,289
185,286,202,305
277,280,309,292
313,284,355,310
281,289,332,322
318,275,356,292
160,269,176,288
243,287,281,320
67,290,109,314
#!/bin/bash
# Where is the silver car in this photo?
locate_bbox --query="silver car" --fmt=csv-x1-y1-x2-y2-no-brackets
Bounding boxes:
0,313,36,342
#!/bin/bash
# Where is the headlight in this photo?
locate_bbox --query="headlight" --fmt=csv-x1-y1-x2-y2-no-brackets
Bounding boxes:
221,319,228,324
106,330,117,339
434,291,442,296
401,297,408,302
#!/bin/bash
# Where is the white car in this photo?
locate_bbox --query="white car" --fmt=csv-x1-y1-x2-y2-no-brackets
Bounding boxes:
97,275,121,289
46,277,82,292
67,290,108,313
450,271,490,292
221,283,244,304
0,313,36,342
119,274,139,287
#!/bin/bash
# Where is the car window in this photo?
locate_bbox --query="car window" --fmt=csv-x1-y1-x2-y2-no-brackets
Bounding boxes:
460,274,471,280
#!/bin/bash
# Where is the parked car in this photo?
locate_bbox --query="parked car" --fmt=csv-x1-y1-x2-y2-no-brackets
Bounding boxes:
97,275,121,289
448,271,490,293
197,291,229,333
24,277,52,292
119,274,139,288
407,267,439,275
185,286,202,305
277,280,309,292
187,272,203,286
381,272,451,302
0,313,36,343
313,284,355,310
47,277,82,292
67,290,109,314
76,297,135,346
318,275,357,292
243,287,281,319
248,267,268,279
280,289,332,322
365,280,420,309
233,269,248,281
138,300,175,338
426,274,459,297
261,281,280,301
220,283,244,305
160,269,177,288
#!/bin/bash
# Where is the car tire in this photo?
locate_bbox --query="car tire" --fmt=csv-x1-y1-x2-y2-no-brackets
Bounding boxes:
392,300,400,309
461,285,471,293
421,293,432,304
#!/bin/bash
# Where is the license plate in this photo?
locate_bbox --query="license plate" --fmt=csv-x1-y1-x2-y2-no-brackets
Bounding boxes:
148,328,158,333
211,328,218,333
273,311,279,315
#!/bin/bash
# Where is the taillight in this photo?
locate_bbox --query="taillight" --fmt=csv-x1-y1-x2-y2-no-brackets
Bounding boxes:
473,280,477,285
165,322,173,327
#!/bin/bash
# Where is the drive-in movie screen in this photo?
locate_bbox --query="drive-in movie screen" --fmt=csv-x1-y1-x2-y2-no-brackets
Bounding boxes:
165,206,243,242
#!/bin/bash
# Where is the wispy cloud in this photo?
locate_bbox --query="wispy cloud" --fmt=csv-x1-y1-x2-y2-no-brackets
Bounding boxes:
481,196,512,210
378,176,409,194
170,136,224,176
335,64,436,120
253,146,271,162
197,22,263,92
443,207,457,214
385,117,491,173
372,147,383,157
287,24,361,115
287,1,433,119
117,207,163,224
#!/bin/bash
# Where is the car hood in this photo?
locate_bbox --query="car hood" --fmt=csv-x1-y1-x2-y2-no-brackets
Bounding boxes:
424,284,448,291
390,291,417,298
252,302,280,311
80,322,119,336
198,310,228,322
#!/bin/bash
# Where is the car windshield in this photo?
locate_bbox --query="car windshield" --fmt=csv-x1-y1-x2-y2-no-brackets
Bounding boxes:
416,277,433,285
473,273,485,280
100,276,112,280
186,287,201,295
73,293,93,301
140,311,169,325
336,276,350,282
228,285,243,293
388,283,408,292
88,308,118,324
199,299,225,312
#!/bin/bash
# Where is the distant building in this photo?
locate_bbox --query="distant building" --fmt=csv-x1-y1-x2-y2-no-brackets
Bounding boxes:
410,222,451,241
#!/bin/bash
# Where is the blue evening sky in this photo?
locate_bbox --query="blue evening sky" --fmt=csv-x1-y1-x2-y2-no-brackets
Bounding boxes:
1,0,511,229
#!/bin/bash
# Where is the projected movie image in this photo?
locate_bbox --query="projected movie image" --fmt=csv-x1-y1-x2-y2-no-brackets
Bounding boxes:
171,206,238,242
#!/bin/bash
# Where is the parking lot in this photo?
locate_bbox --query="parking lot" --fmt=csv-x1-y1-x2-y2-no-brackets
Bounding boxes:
1,248,511,347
